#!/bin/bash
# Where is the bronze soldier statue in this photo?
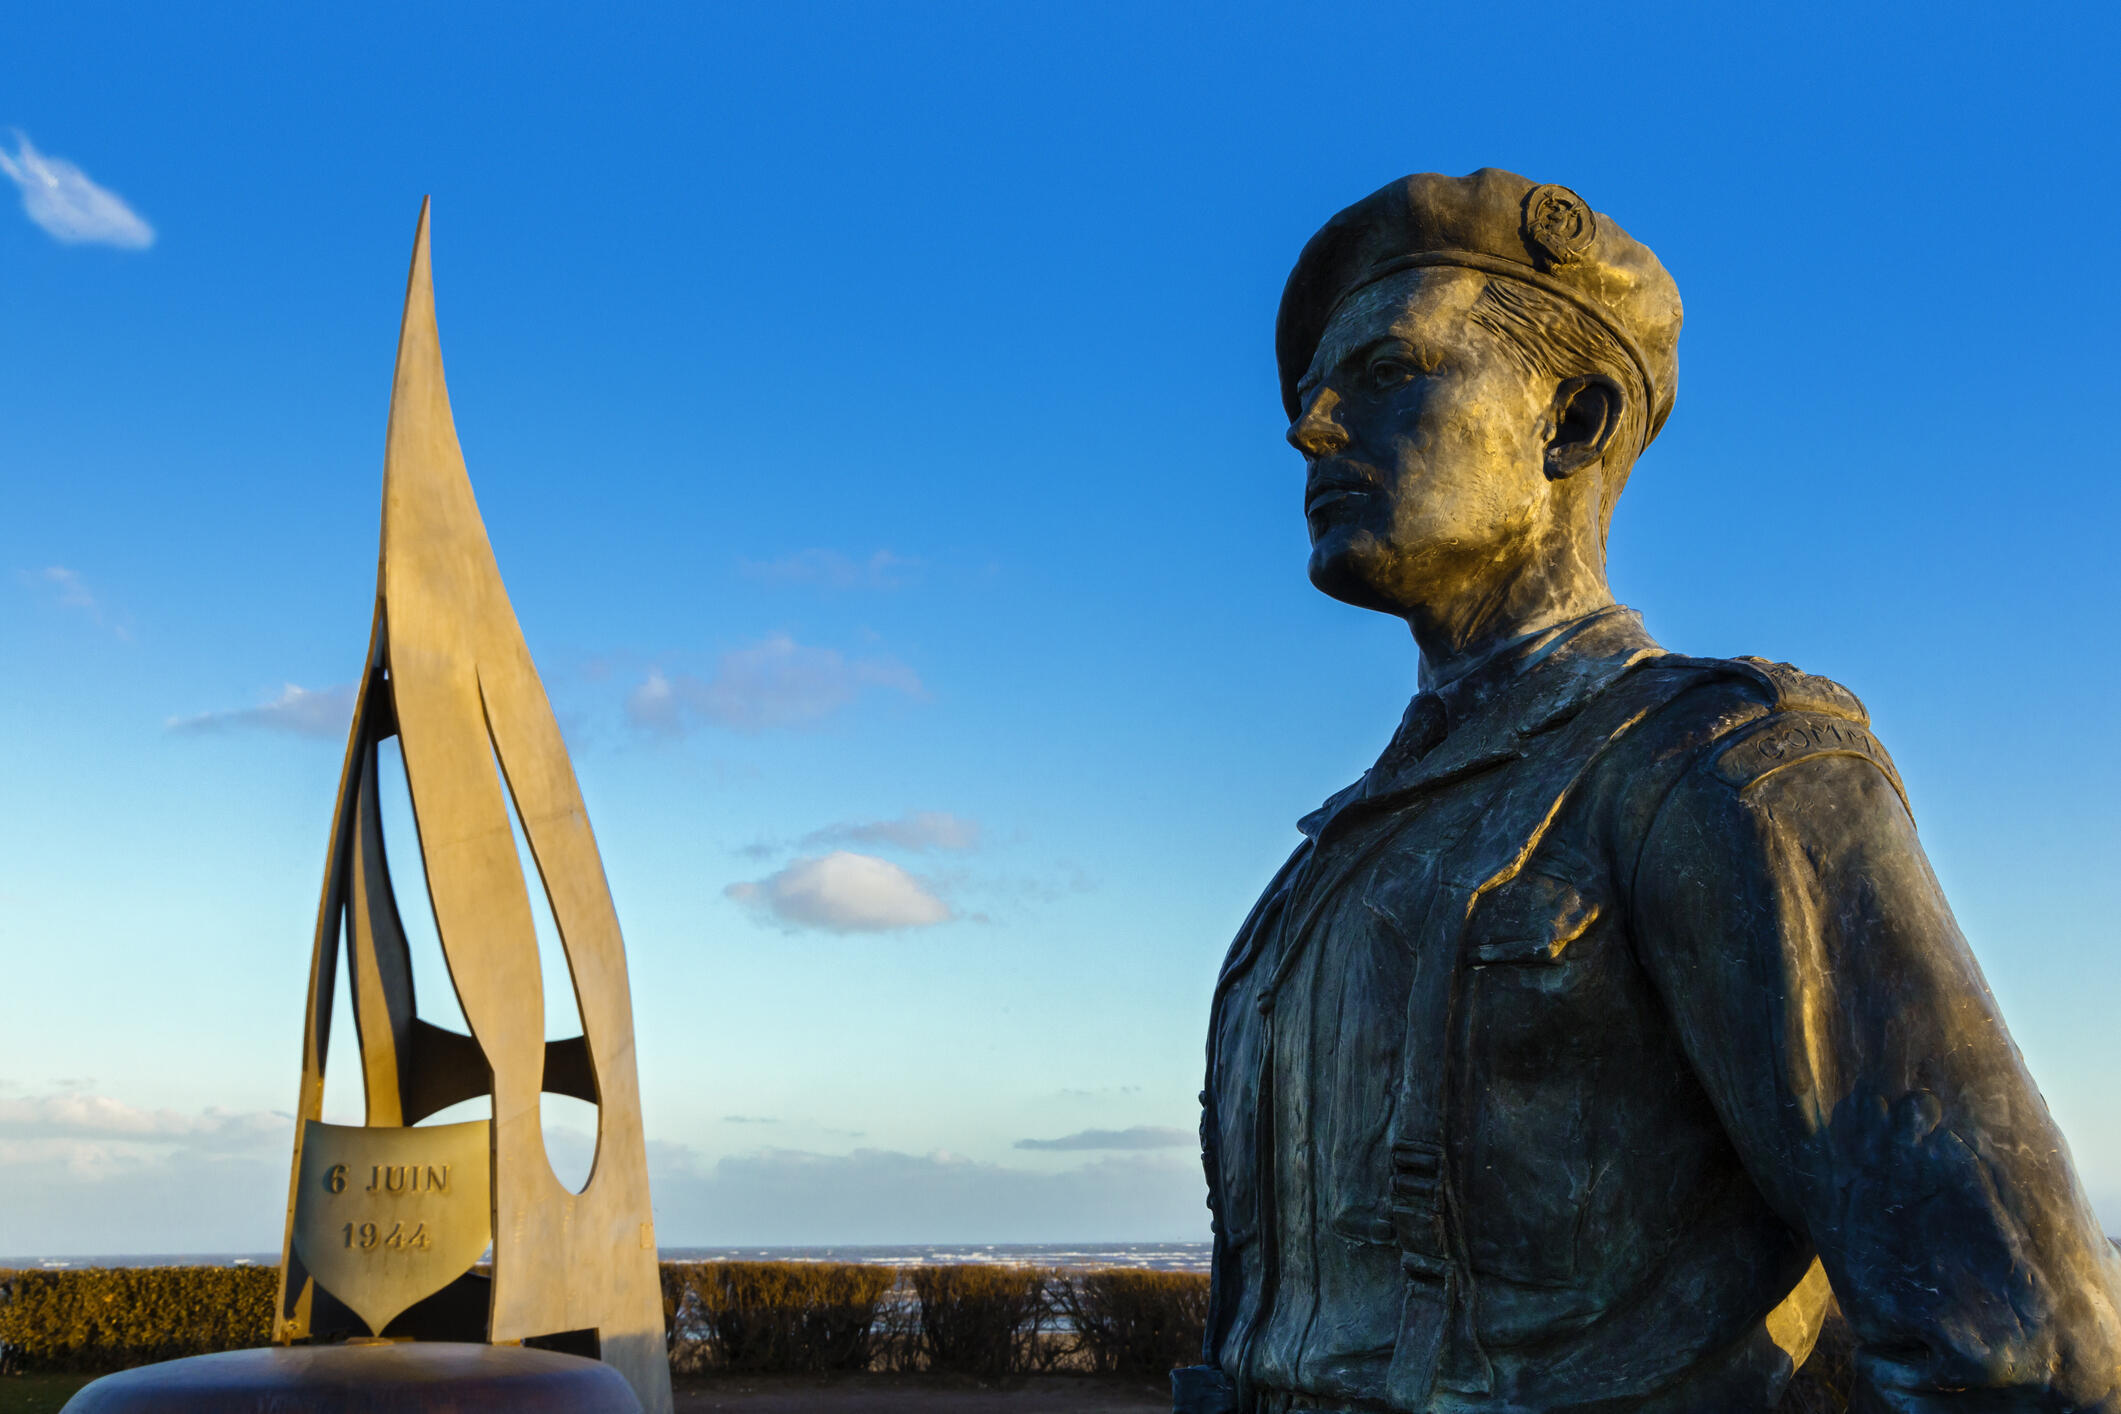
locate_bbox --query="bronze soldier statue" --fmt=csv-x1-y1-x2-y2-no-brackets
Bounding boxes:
1178,170,2121,1412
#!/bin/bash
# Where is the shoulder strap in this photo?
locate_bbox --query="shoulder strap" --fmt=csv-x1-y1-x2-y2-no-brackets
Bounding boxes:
1654,653,1870,722
1656,656,1910,816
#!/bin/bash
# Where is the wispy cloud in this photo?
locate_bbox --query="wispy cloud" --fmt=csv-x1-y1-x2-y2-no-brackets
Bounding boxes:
0,1093,1210,1252
0,1093,282,1150
29,566,94,611
726,850,952,933
627,634,923,734
1014,1126,1194,1152
0,1090,289,1255
739,810,982,861
739,549,919,591
802,810,981,854
0,132,154,249
18,565,130,638
167,683,356,739
722,1115,779,1125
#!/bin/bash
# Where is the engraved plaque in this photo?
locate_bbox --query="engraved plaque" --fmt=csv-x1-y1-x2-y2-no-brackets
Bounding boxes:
290,1118,492,1335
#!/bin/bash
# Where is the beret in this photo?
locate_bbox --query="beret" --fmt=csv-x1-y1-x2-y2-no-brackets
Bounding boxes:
1275,168,1683,446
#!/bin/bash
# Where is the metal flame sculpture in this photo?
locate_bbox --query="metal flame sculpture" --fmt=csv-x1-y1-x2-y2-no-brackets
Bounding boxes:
273,200,672,1414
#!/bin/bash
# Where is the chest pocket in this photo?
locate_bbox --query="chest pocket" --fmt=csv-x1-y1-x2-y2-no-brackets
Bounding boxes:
1467,864,1601,966
1457,860,1612,1286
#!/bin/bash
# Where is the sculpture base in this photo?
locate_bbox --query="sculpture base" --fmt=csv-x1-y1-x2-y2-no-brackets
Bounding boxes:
59,1342,643,1413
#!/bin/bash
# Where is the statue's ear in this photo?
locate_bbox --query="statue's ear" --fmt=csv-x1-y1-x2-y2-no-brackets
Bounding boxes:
1544,375,1622,480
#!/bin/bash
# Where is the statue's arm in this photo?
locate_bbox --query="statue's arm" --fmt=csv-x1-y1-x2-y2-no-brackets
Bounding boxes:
1178,839,1312,1414
1632,746,2121,1409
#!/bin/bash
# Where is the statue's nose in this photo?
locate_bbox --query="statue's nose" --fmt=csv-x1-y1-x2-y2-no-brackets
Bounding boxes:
1287,388,1349,457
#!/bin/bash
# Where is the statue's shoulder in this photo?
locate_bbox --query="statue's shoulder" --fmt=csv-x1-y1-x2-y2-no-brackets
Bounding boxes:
1640,654,1904,804
1640,652,1870,721
1712,654,1869,721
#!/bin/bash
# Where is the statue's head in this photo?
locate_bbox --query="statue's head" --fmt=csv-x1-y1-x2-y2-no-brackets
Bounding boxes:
1277,170,1682,622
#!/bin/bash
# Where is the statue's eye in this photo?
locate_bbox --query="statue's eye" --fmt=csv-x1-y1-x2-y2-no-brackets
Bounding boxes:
1369,358,1412,389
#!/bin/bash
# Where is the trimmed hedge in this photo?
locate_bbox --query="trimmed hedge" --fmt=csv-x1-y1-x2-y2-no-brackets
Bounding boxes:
662,1260,897,1374
0,1266,276,1374
0,1259,1857,1403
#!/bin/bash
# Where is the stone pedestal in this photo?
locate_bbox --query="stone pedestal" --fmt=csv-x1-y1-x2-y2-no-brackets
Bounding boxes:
60,1342,643,1413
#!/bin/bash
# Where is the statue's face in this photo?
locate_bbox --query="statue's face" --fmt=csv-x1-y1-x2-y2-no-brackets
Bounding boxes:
1290,267,1563,619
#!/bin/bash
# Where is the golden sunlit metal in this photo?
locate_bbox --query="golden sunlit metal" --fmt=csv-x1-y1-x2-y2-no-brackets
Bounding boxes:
272,199,672,1414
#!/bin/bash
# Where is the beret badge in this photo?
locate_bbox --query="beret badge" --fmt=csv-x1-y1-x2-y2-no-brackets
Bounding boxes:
1522,184,1597,267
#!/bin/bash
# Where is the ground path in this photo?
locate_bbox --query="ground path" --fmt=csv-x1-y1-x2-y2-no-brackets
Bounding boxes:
675,1374,1168,1412
0,1371,1172,1413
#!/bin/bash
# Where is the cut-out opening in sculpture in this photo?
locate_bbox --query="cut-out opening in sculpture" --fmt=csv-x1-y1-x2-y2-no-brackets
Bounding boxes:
486,734,601,1194
372,733,473,1039
318,908,366,1126
415,1095,495,1127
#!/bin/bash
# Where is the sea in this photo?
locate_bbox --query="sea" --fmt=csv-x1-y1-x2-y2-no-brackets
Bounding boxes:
2,1242,1211,1273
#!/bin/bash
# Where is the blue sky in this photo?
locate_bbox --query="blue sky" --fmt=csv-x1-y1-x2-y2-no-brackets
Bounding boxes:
3,2,2119,1254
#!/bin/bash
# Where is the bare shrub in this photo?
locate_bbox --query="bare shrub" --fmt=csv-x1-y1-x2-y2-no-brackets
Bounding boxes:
670,1260,898,1373
908,1264,1054,1378
660,1262,717,1374
1053,1269,1208,1376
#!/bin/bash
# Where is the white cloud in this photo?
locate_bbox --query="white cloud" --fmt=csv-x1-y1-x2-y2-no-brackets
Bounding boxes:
1014,1126,1194,1152
0,132,154,249
647,1143,1208,1246
0,1092,1214,1253
31,565,94,610
167,683,356,739
627,634,923,734
802,810,981,854
726,850,952,933
738,549,919,590
0,1093,283,1148
0,1091,290,1256
626,667,681,732
18,565,129,638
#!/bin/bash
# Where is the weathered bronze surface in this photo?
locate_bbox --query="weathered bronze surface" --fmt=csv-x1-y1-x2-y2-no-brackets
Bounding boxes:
60,1342,642,1413
268,201,672,1414
1179,170,2121,1412
290,1119,492,1337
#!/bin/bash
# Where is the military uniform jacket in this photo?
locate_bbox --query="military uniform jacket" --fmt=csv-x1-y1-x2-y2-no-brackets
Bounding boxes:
1199,608,2121,1412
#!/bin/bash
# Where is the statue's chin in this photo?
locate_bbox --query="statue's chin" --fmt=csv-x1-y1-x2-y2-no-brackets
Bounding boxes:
1307,540,1404,617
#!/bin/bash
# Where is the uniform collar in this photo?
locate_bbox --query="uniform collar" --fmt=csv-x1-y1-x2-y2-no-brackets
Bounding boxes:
1298,606,1665,839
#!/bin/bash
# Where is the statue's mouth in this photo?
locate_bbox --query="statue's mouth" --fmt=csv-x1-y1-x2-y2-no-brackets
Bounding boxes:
1305,470,1374,520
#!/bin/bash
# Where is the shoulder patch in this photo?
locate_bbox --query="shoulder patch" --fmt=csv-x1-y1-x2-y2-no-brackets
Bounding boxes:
1713,709,1909,815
